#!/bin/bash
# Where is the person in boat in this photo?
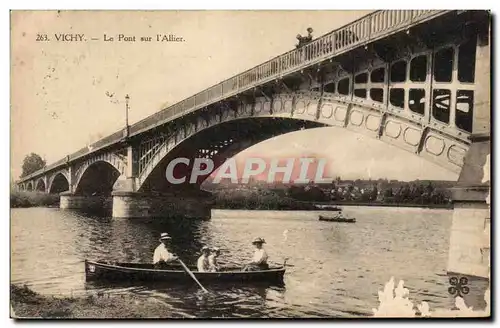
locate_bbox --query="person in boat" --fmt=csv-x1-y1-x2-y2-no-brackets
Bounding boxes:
197,246,211,272
243,237,269,271
153,233,178,268
208,247,221,272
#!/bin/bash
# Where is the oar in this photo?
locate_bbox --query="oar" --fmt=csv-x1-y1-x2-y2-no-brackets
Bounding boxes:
177,259,209,293
283,257,295,267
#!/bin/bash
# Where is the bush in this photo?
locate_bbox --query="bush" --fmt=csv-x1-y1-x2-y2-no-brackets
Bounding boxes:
10,191,59,208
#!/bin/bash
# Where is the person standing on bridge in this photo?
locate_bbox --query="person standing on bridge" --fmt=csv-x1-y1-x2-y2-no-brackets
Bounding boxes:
305,27,313,43
243,237,269,271
153,233,178,268
295,27,314,48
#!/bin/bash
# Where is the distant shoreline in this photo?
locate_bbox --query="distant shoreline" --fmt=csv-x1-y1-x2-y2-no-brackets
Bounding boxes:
10,191,452,211
212,201,453,211
315,202,453,209
10,191,59,209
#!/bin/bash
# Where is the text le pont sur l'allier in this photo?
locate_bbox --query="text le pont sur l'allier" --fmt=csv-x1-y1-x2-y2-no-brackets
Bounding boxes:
37,33,184,42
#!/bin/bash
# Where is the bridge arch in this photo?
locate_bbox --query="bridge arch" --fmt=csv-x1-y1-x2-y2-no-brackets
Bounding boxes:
137,115,324,192
74,160,124,196
26,181,33,191
35,178,46,192
136,91,470,192
48,172,70,194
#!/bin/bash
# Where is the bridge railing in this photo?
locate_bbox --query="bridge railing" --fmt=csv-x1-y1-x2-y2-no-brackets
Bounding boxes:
18,10,450,183
134,9,442,129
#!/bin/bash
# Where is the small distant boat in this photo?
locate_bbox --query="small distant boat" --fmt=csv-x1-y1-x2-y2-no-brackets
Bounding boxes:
84,260,285,285
318,215,356,223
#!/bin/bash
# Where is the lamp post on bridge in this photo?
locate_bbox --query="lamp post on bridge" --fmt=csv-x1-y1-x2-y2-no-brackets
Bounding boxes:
125,94,130,138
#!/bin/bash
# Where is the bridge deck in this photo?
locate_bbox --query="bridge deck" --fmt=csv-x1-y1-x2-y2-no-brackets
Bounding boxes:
19,10,452,183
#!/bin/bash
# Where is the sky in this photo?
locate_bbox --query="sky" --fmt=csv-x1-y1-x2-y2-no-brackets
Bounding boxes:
10,10,458,182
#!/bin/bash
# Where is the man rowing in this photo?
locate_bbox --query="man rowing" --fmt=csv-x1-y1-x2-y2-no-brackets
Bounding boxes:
153,233,178,268
197,246,211,272
243,237,269,271
208,247,221,272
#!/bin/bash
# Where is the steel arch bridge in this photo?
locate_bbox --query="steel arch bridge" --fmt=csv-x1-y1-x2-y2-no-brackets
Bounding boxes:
18,10,488,196
15,9,491,282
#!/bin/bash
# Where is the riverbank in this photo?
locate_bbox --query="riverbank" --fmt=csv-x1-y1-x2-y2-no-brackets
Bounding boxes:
211,188,452,211
9,191,451,211
313,202,453,209
10,284,182,319
10,191,59,208
212,200,453,211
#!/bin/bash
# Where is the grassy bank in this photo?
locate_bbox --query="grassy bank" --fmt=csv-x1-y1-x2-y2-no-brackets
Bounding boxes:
10,191,59,208
10,284,182,319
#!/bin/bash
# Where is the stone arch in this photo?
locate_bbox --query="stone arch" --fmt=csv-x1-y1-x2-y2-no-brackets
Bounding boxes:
35,178,46,192
26,181,33,191
48,172,70,194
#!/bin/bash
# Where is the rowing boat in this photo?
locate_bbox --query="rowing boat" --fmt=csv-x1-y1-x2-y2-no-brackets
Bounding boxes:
84,260,286,285
318,215,356,223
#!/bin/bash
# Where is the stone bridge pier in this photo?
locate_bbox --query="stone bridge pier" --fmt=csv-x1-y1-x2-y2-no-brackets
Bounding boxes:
111,190,213,220
445,23,490,310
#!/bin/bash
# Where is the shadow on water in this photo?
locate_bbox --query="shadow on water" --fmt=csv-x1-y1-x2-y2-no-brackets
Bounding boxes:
85,279,285,318
70,208,214,265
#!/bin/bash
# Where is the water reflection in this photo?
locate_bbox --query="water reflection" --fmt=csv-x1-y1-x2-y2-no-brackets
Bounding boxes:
11,206,457,317
85,279,283,318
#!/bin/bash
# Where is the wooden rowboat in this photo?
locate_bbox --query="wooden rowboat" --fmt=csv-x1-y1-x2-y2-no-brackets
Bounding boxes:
84,260,286,285
318,215,356,223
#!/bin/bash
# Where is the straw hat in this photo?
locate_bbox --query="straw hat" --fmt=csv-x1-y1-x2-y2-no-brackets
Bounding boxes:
212,247,220,253
252,237,266,245
159,233,171,241
201,246,210,253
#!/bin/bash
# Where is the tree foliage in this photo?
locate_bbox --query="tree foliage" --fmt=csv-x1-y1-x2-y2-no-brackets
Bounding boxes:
21,153,46,178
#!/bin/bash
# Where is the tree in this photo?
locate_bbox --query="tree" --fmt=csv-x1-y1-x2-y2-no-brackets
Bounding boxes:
383,187,393,202
21,153,46,178
425,182,434,195
370,185,378,201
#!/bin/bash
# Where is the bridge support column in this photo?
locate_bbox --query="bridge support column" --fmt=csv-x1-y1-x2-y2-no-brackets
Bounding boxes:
446,24,490,310
60,192,112,212
111,191,213,220
447,134,490,309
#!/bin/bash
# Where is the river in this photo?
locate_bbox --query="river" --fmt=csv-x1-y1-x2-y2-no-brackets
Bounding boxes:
11,206,456,318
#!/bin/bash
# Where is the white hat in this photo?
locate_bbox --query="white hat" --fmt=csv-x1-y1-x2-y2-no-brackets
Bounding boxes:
159,233,171,241
212,247,220,252
201,246,210,253
252,237,266,244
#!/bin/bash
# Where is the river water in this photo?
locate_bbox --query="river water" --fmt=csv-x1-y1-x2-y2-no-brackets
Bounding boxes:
11,206,457,318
